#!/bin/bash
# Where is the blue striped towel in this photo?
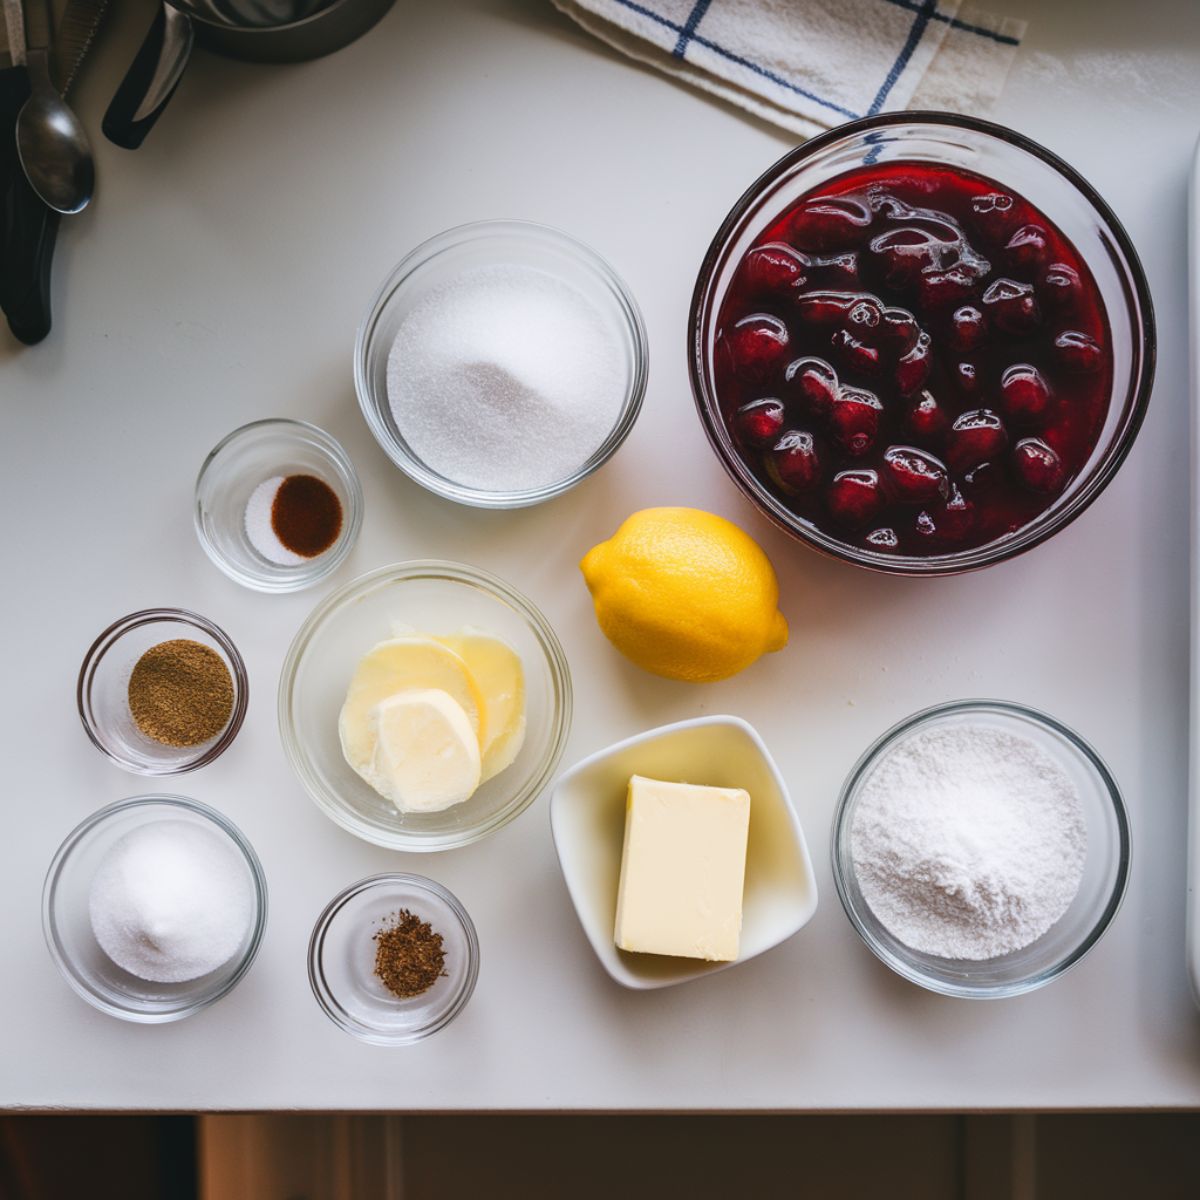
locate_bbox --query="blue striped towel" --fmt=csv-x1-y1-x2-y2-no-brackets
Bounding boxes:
551,0,1026,137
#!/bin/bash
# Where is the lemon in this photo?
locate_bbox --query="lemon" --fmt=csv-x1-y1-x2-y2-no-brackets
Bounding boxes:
580,507,788,683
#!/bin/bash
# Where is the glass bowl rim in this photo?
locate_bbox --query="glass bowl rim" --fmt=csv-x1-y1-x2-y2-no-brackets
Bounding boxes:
41,793,269,1023
353,217,649,509
76,607,250,775
307,871,480,1045
830,697,1131,998
277,558,574,851
688,109,1157,577
193,417,365,594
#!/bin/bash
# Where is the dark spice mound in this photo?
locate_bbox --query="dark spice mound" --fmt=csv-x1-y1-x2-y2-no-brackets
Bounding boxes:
271,474,343,558
373,909,447,1000
127,639,234,748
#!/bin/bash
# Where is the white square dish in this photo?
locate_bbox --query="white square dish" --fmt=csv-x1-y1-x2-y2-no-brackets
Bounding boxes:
549,715,819,989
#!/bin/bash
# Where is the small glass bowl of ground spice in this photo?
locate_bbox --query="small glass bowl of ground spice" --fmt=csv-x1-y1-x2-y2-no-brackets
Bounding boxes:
195,419,363,592
78,609,248,775
308,873,479,1045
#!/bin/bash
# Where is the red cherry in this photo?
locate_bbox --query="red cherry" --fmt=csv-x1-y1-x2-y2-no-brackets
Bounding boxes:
880,307,920,355
948,306,986,353
952,361,982,398
947,409,1008,472
829,386,882,456
788,194,872,252
830,328,881,376
881,446,950,504
1012,438,1066,494
867,226,945,287
907,390,948,440
742,243,808,297
826,469,884,527
766,430,822,493
1005,224,1049,273
795,290,858,328
1000,364,1051,422
981,279,1041,334
784,357,839,418
734,398,786,448
725,313,789,381
845,297,883,333
895,332,932,396
1053,330,1104,374
918,268,976,312
970,191,1018,241
931,485,976,543
1039,262,1081,314
808,250,861,290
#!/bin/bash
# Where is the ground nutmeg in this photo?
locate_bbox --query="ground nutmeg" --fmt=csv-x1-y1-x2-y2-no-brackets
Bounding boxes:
373,910,447,1000
127,639,235,747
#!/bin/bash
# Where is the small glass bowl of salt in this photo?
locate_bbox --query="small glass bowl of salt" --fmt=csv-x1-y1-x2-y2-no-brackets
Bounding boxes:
194,419,363,592
831,699,1130,999
354,220,648,508
42,795,268,1023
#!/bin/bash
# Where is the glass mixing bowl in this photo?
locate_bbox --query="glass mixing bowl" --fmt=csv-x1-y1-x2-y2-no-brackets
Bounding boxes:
689,112,1155,575
278,561,573,851
354,219,648,508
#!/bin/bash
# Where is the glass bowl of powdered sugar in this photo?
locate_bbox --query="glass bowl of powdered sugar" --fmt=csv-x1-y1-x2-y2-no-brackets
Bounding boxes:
832,699,1130,998
354,220,648,507
42,795,267,1022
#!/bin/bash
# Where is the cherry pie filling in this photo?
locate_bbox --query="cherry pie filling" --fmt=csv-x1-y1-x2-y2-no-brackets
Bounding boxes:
713,162,1113,556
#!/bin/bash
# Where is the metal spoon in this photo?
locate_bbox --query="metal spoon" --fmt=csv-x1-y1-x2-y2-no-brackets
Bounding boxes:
15,45,95,214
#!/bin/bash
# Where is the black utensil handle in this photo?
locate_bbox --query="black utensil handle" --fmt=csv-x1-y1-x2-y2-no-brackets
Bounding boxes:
0,65,58,345
102,2,193,149
4,192,59,344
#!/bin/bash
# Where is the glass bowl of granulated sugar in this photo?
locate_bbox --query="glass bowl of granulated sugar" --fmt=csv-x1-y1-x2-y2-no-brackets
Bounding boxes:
354,220,648,508
831,699,1130,998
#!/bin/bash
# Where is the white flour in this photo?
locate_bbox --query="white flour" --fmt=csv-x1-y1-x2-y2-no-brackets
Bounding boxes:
386,263,624,493
850,722,1087,960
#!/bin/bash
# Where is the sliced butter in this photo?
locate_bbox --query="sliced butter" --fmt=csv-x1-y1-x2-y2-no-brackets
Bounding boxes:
365,689,481,813
614,775,751,962
339,637,486,785
436,632,526,782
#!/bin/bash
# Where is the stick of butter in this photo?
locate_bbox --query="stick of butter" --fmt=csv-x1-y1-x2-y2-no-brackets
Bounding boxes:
614,775,751,962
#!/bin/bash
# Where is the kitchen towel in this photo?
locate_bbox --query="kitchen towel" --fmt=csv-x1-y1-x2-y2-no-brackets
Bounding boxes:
550,0,1027,137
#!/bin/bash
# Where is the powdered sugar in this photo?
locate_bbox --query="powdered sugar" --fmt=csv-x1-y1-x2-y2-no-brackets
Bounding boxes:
850,722,1087,960
386,263,624,492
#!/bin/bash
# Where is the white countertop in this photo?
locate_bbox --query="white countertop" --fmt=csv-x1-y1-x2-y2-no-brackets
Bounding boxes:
4,0,1200,1111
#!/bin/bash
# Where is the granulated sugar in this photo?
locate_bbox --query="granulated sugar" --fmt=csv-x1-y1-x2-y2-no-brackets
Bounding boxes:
245,476,306,566
850,722,1087,960
89,820,254,983
386,264,624,492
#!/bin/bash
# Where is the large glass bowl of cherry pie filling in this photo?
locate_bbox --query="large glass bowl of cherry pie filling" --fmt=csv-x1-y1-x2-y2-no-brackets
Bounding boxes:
690,113,1155,575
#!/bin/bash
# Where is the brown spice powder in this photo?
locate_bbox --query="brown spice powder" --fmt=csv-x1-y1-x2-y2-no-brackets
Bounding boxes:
127,639,235,748
373,910,447,999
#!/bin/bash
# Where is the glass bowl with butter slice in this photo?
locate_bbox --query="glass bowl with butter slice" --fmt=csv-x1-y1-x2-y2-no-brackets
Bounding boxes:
549,716,819,989
279,561,573,851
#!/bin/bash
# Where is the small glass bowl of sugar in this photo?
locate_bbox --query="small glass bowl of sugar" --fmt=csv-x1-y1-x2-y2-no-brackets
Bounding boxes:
355,220,648,508
42,795,268,1023
194,419,363,592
